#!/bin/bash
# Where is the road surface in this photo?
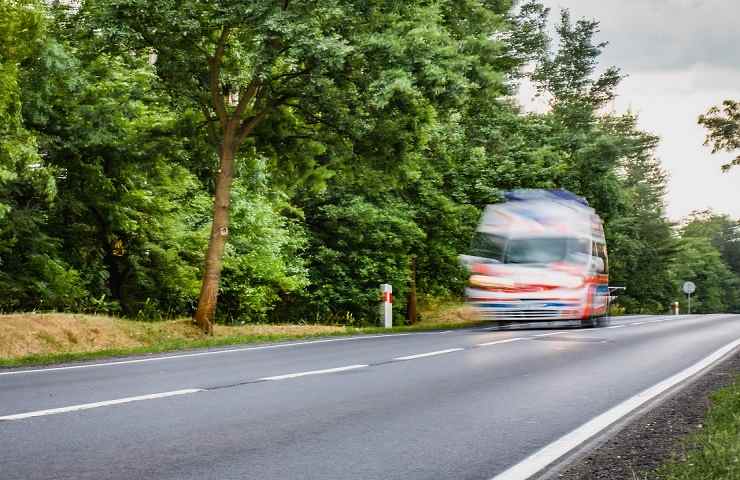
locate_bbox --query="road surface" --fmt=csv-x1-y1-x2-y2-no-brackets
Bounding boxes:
2,314,739,480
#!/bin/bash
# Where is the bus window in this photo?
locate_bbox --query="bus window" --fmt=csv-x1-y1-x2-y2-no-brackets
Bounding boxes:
469,232,505,262
592,242,608,274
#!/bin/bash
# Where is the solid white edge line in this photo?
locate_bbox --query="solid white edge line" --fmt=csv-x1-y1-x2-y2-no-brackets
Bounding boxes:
394,348,464,361
0,334,414,377
259,364,368,381
477,338,527,347
489,336,740,480
0,388,203,421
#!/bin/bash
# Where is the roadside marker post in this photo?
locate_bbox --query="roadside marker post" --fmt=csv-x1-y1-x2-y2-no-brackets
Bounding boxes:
380,284,393,328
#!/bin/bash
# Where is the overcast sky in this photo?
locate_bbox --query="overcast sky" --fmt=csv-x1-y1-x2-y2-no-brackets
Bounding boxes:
518,0,739,220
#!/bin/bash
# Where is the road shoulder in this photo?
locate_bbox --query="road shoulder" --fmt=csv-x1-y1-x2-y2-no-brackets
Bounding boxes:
547,350,740,479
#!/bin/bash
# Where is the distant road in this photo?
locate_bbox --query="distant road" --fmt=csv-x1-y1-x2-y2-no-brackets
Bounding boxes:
2,314,740,480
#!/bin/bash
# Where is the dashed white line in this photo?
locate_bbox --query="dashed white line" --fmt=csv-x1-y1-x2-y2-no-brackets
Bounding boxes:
259,364,368,381
0,389,202,421
532,331,568,338
394,348,464,361
490,336,740,480
477,338,527,347
631,321,647,325
605,325,625,329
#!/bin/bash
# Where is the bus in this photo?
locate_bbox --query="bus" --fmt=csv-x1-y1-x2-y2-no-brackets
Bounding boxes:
463,190,610,328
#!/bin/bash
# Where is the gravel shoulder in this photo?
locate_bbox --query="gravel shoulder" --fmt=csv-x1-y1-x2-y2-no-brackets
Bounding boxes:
551,350,740,480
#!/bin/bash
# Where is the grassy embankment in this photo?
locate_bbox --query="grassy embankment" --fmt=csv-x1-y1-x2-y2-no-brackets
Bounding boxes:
655,377,740,479
0,301,480,367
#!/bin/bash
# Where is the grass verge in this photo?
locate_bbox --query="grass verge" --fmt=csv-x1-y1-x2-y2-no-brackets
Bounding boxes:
0,307,482,368
655,375,740,479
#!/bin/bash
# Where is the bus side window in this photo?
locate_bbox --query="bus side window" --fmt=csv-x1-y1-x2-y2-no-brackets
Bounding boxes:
593,242,608,274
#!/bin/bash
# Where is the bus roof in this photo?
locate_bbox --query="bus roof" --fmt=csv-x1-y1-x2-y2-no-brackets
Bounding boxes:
479,191,605,242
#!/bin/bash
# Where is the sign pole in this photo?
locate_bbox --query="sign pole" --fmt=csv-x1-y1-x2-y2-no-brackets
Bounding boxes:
688,292,691,315
682,281,696,315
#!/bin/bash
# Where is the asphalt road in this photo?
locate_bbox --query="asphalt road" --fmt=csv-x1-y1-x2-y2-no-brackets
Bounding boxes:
2,314,740,480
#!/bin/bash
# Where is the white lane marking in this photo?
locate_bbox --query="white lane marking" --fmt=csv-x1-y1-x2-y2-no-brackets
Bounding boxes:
490,336,740,480
394,348,464,361
0,389,202,421
480,323,539,331
631,321,647,325
0,334,413,377
477,338,527,347
259,364,368,381
532,331,568,338
605,325,625,329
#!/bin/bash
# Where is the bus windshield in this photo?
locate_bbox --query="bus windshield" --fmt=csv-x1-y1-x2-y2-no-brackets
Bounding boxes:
504,237,590,265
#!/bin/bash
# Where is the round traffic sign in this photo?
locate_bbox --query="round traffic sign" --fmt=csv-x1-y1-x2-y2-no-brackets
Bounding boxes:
682,281,696,294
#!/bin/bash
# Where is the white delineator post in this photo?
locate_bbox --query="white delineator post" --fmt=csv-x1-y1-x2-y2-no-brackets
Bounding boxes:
380,284,393,328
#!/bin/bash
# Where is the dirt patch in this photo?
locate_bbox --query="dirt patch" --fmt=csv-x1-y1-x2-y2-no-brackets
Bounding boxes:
552,351,740,480
0,313,348,360
419,301,476,325
0,313,144,358
214,323,345,337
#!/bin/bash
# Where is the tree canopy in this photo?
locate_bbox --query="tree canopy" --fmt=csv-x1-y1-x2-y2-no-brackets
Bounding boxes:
699,99,740,172
1,0,737,324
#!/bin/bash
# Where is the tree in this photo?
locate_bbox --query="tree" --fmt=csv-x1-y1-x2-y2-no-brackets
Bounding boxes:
699,100,739,172
84,0,522,331
671,236,739,314
603,115,677,312
681,211,740,279
86,0,363,332
0,0,88,310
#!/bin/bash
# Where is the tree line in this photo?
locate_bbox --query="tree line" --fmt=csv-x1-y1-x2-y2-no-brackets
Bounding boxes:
1,0,738,330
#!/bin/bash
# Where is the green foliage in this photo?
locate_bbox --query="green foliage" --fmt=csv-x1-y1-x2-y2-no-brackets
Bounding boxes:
297,193,424,324
699,100,739,172
0,0,89,310
673,212,740,313
657,376,740,479
219,182,309,323
602,115,677,313
1,0,736,323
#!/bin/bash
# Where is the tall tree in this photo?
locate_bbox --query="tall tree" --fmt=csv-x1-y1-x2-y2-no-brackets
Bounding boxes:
699,100,739,172
81,0,362,331
85,0,521,331
603,115,677,312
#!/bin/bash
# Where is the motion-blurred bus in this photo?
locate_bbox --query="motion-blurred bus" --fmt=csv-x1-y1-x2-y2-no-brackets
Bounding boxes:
463,190,610,327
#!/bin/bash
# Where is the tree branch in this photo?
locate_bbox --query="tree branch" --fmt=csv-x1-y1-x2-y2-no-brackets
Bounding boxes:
209,27,230,126
272,66,313,84
232,79,261,123
236,110,270,146
200,104,220,145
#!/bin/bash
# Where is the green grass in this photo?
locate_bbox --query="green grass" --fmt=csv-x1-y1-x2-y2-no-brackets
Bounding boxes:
0,320,487,369
655,376,740,479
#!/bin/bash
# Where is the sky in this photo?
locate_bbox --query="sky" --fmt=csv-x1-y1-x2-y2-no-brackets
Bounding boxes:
517,0,739,220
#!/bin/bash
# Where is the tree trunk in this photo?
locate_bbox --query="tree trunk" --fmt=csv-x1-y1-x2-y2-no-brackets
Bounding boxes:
406,256,418,324
194,139,236,334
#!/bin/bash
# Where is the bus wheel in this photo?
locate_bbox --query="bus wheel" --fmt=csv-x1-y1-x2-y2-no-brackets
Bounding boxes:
596,315,611,327
580,317,597,328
